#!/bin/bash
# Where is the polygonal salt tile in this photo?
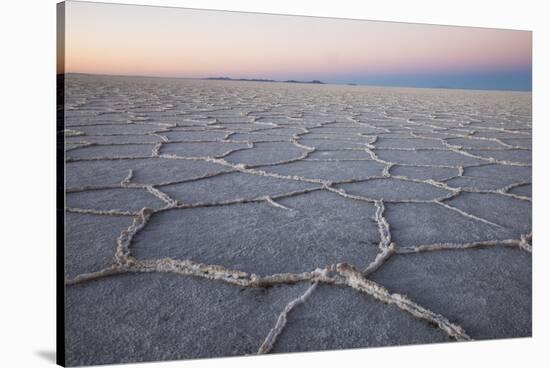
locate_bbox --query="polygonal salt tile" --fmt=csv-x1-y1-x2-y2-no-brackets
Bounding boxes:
65,212,132,279
258,160,385,182
164,130,228,141
444,137,509,149
370,247,531,340
67,188,167,212
445,164,531,191
464,150,531,164
298,139,369,150
229,132,287,142
390,165,458,181
160,141,249,157
375,137,447,149
508,184,531,198
132,191,380,275
309,126,381,135
472,131,527,139
260,127,304,136
67,144,154,160
65,158,231,188
161,171,319,204
307,150,372,160
385,202,516,247
375,149,485,166
272,283,450,354
224,142,308,167
301,132,370,141
337,178,452,201
444,192,531,235
66,134,163,145
74,123,161,135
500,138,532,149
66,273,311,365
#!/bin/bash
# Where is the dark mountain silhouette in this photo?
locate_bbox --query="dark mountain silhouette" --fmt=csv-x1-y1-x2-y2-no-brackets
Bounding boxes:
205,77,325,84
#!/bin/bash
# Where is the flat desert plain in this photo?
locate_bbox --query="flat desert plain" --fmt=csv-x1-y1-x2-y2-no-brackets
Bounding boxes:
63,74,532,366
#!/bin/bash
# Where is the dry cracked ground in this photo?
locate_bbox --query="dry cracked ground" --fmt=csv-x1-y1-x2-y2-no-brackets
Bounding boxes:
62,74,532,366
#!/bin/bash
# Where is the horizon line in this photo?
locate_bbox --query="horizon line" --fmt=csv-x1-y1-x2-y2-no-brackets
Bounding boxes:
60,72,533,93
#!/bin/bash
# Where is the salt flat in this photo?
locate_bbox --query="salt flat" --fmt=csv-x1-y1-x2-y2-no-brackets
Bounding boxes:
63,74,532,366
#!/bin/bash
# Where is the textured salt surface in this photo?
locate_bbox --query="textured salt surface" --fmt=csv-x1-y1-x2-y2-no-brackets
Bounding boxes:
370,247,531,340
65,273,311,366
269,284,450,354
131,191,381,275
63,74,531,366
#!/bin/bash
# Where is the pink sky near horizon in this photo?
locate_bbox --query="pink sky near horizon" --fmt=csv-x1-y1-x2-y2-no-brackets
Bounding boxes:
62,1,532,79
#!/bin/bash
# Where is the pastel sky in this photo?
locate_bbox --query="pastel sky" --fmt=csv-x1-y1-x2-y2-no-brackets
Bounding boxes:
62,1,532,91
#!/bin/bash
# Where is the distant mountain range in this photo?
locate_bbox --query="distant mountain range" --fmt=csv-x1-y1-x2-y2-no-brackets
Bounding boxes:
204,77,325,84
